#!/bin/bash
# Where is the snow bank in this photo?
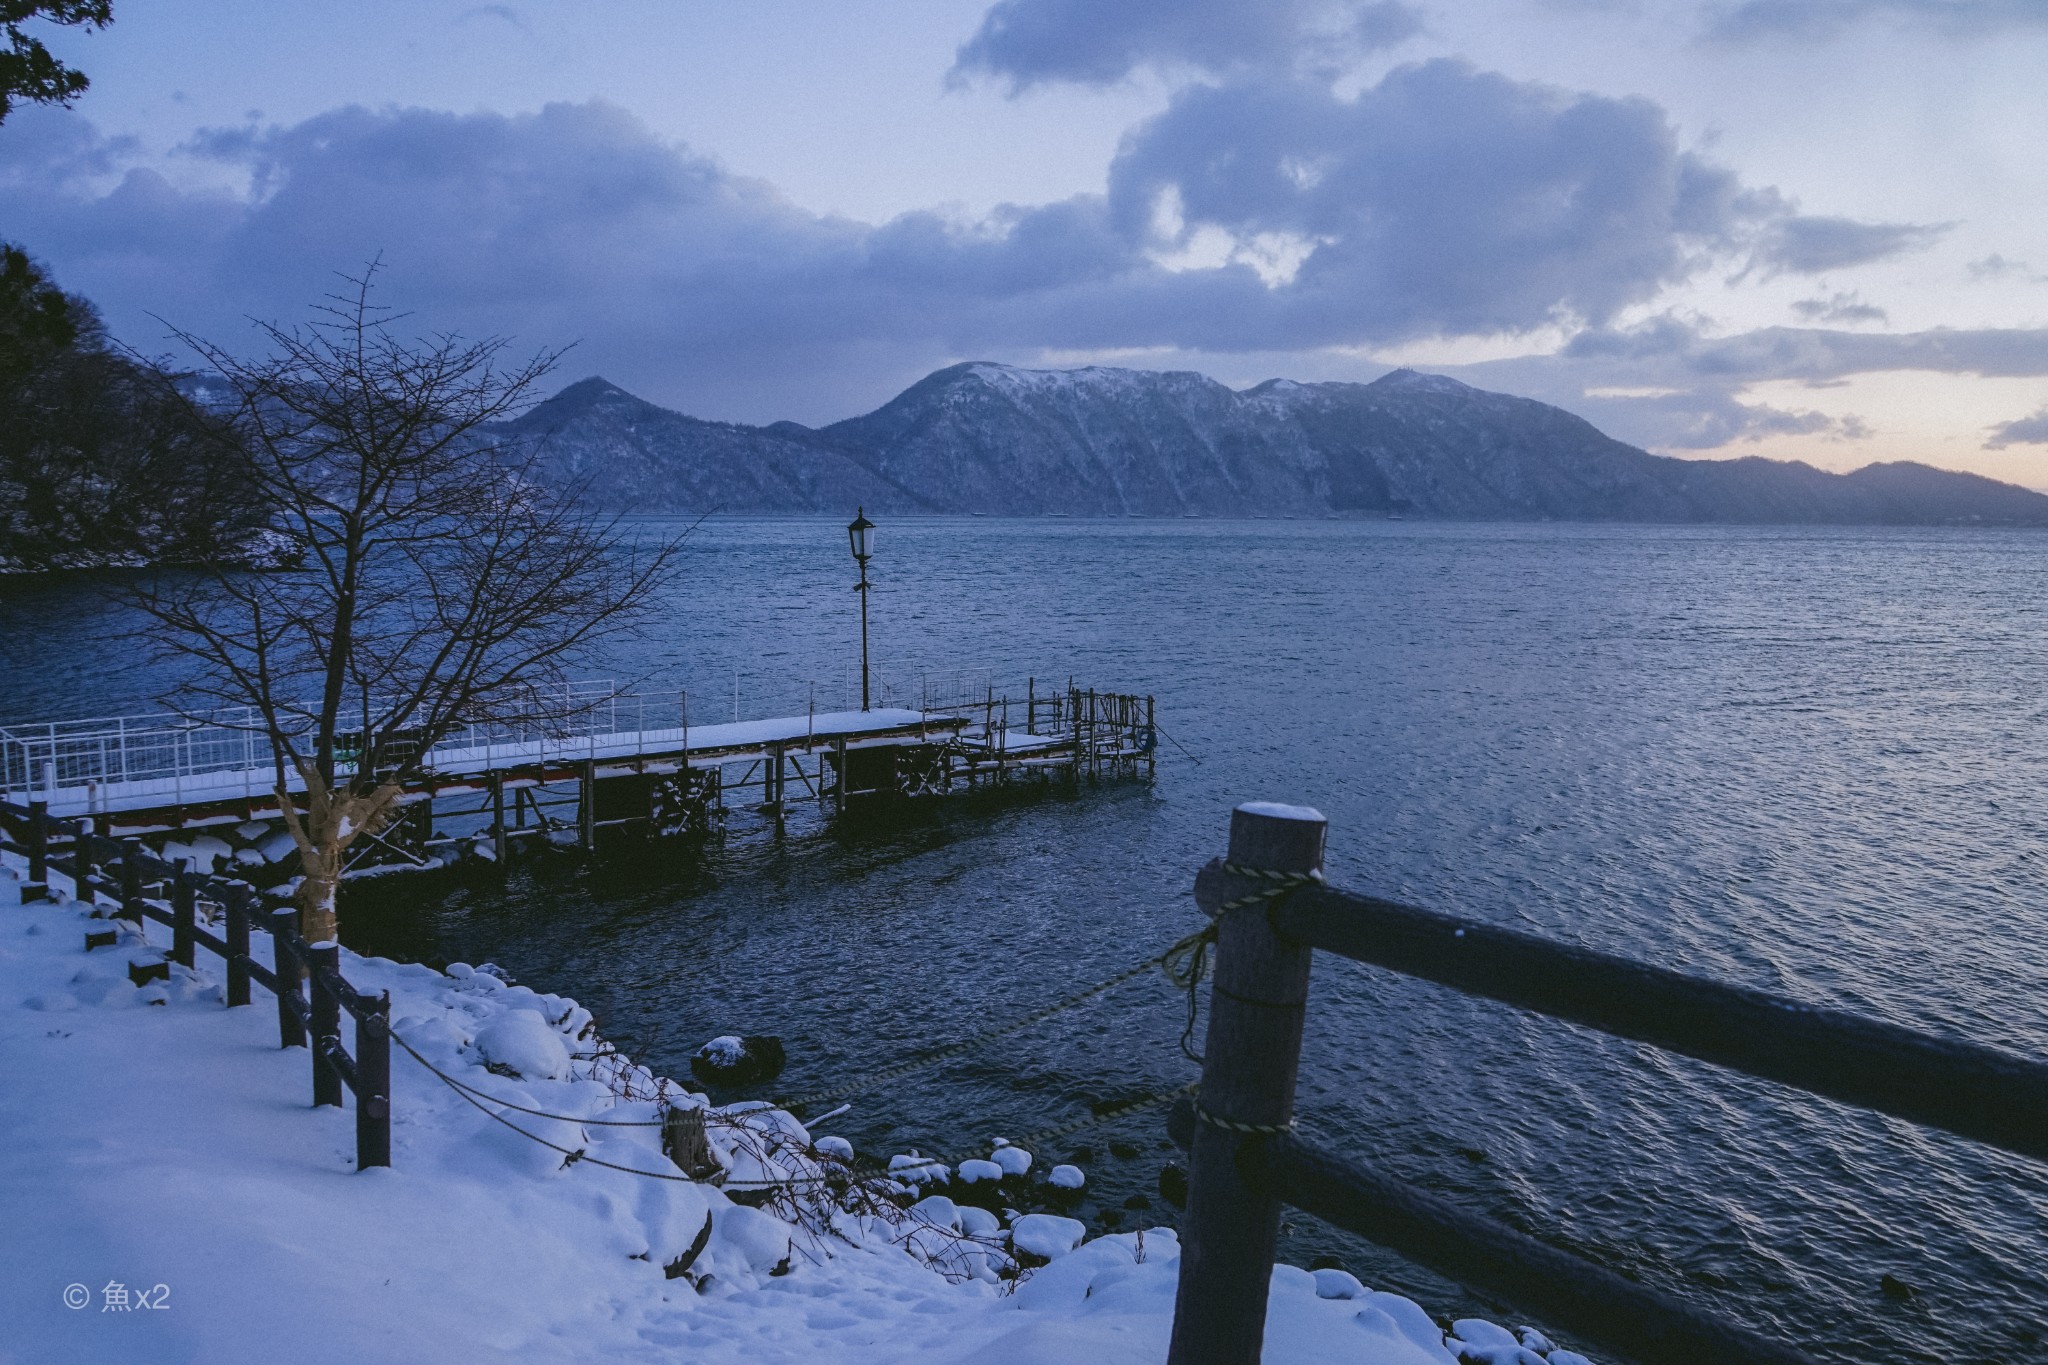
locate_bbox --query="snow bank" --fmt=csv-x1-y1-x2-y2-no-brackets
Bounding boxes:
0,860,1602,1365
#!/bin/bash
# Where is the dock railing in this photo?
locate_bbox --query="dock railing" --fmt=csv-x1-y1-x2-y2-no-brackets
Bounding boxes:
1166,803,2048,1365
1,799,392,1170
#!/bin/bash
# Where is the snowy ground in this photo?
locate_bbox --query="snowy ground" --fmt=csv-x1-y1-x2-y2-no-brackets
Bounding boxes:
0,863,1585,1365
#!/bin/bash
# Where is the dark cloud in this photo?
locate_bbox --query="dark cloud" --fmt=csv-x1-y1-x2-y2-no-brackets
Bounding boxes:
1790,290,1887,324
952,0,1422,89
1750,213,1945,275
1101,62,1774,344
0,76,1946,423
1969,254,2046,283
1985,409,2048,450
1705,0,2048,42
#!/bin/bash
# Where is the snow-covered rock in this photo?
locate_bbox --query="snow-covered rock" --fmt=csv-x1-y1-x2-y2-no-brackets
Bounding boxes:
956,1204,1001,1237
990,1144,1032,1178
1314,1268,1369,1300
1010,1213,1086,1262
1048,1163,1085,1190
472,1011,571,1080
956,1158,1003,1184
889,1152,948,1185
908,1195,961,1231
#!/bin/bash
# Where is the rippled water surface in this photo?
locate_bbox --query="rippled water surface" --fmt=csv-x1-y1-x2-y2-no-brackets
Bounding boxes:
7,518,2048,1363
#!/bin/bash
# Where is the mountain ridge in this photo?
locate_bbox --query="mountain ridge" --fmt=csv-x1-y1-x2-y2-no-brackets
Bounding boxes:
492,364,2048,526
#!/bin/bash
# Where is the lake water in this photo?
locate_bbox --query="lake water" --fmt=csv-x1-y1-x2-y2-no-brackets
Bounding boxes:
6,517,2047,1363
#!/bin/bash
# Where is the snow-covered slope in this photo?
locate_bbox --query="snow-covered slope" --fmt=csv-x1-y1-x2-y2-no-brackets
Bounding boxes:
0,864,1593,1365
498,378,927,514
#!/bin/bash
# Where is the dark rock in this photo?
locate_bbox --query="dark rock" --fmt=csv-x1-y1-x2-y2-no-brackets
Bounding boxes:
1880,1273,1916,1301
1108,1140,1141,1160
1123,1194,1152,1211
689,1035,786,1088
1309,1254,1346,1272
1158,1163,1188,1210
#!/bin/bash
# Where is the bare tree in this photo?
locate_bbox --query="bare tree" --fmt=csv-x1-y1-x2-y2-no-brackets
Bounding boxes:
131,265,681,945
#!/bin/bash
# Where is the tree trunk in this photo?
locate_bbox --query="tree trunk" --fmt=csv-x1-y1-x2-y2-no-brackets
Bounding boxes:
276,762,400,947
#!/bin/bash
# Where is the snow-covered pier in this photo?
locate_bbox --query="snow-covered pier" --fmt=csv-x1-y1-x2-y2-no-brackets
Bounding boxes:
0,681,1156,877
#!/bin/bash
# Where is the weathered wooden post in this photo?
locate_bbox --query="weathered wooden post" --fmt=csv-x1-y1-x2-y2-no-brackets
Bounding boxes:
223,883,252,1008
118,838,144,925
171,870,197,968
662,1104,713,1177
579,760,597,851
356,993,392,1168
271,906,307,1049
308,942,344,1108
23,798,49,902
489,772,507,864
1166,801,1327,1365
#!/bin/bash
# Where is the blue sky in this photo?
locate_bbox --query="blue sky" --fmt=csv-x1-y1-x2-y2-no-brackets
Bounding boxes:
5,0,2046,482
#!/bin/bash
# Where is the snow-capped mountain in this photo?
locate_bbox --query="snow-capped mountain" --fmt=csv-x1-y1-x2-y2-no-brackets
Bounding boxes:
494,364,2048,525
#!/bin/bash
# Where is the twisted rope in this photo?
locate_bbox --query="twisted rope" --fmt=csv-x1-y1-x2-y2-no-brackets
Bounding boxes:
1172,862,1324,1064
1193,1096,1296,1137
391,1028,854,1188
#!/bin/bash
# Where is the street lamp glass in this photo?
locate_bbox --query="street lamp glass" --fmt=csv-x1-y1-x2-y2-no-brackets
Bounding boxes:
848,508,875,561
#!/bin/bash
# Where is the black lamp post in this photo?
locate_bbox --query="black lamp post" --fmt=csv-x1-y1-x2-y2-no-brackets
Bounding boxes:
847,507,875,711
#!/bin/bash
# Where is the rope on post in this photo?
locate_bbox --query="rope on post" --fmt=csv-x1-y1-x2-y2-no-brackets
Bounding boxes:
1165,862,1324,1064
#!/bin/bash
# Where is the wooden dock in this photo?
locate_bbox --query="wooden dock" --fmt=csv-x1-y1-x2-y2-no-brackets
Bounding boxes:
0,682,1156,881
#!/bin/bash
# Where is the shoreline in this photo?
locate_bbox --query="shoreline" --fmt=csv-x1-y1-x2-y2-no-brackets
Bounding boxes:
0,854,1588,1364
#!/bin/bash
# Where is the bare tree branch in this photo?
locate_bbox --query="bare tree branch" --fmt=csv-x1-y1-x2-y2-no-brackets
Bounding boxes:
123,263,684,944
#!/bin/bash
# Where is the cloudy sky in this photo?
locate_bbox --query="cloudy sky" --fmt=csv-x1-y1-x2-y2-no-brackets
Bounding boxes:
6,0,2047,483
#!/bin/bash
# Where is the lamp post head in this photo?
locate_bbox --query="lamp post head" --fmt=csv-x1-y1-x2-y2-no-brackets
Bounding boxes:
847,507,875,564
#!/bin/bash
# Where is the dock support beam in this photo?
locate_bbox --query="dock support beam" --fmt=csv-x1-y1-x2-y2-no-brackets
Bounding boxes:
23,798,48,902
579,761,596,851
489,773,507,865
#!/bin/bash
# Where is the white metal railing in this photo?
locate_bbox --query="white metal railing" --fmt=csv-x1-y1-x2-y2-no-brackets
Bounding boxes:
0,669,1077,802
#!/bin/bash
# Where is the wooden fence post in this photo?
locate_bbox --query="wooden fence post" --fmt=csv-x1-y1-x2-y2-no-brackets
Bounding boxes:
224,883,252,1008
1166,801,1328,1365
308,942,344,1108
356,994,392,1168
119,839,144,925
24,798,49,902
171,871,197,968
271,907,306,1049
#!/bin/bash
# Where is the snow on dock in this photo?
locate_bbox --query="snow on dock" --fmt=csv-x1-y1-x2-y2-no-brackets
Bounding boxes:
0,684,1158,869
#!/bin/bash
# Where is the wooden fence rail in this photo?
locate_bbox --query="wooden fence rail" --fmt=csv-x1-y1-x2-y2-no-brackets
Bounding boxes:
1167,802,2048,1365
1,799,391,1170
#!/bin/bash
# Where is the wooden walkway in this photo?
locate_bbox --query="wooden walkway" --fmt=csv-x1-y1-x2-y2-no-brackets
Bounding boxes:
0,683,1156,877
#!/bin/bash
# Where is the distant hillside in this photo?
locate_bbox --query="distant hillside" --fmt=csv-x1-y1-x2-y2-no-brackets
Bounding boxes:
495,364,2048,526
498,378,927,513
